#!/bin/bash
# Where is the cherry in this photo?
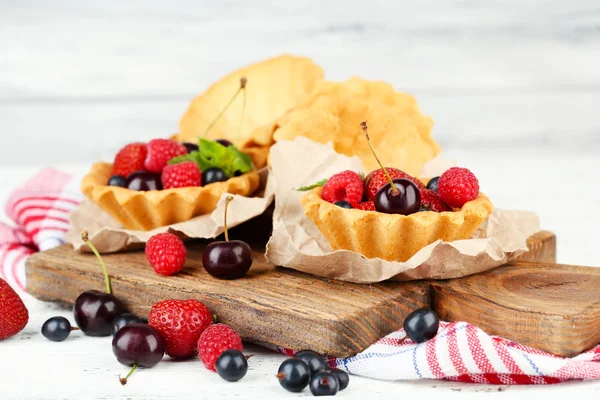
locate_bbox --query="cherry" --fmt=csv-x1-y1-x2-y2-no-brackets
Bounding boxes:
329,368,350,391
403,308,440,343
310,371,339,396
201,77,247,148
203,197,253,279
108,175,127,187
426,176,440,192
294,350,327,376
74,231,126,337
216,139,233,147
183,142,199,153
215,349,248,382
360,121,421,215
112,323,165,385
41,316,78,342
277,358,311,392
112,313,144,336
202,167,228,185
126,171,162,191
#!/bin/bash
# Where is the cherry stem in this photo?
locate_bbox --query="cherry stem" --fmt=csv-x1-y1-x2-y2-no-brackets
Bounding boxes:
398,336,409,345
275,372,285,379
71,327,80,331
201,77,247,139
81,230,112,295
223,196,234,242
235,77,247,147
119,364,138,386
360,121,398,194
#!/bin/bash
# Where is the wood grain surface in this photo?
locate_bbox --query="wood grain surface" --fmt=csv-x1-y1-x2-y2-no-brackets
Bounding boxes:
26,230,559,357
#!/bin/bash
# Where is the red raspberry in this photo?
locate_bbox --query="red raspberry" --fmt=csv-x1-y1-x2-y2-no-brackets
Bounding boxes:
419,189,450,212
357,201,376,211
437,167,480,208
198,323,243,371
144,139,187,173
0,278,29,340
148,299,212,358
111,142,147,178
321,171,364,208
161,161,202,189
365,168,424,201
145,232,187,276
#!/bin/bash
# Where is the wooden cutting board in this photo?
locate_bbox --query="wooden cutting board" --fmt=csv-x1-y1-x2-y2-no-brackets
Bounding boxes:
26,230,597,358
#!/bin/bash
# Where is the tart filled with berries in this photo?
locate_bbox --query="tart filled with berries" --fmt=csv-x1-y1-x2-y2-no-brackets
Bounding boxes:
299,122,493,262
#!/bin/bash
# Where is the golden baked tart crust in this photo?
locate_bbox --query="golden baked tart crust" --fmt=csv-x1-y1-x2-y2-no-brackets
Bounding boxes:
301,187,493,262
82,162,261,231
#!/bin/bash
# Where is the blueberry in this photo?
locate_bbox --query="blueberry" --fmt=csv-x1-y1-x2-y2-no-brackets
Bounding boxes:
310,371,339,396
42,316,74,342
333,201,353,209
112,313,144,336
426,176,439,192
183,142,199,153
329,368,349,390
108,175,127,187
216,350,248,382
277,358,310,392
216,139,233,147
294,350,327,376
202,167,228,185
403,308,439,343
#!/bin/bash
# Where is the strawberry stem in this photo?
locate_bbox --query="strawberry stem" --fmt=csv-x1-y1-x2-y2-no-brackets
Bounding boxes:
235,77,247,147
223,196,234,242
360,121,398,194
201,77,246,139
119,364,138,385
82,230,112,295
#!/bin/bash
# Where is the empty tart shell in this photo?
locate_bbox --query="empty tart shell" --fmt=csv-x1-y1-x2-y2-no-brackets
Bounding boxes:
81,162,261,231
301,187,494,262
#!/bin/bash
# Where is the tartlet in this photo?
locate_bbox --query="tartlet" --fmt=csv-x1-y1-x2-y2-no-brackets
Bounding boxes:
301,186,493,262
82,162,260,231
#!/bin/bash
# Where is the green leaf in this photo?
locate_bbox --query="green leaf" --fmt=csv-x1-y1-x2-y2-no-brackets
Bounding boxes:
168,139,254,178
297,178,328,191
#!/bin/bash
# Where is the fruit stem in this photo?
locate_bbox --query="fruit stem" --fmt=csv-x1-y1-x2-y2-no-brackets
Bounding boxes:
71,327,80,331
223,196,234,242
119,364,138,386
275,372,285,379
82,230,112,295
360,121,398,194
201,77,247,139
235,77,247,147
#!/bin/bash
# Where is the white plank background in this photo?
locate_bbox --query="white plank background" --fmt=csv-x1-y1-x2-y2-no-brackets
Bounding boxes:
1,1,600,399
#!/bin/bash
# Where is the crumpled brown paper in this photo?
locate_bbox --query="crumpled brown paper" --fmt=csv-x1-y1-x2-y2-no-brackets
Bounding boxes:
265,137,541,283
67,169,275,253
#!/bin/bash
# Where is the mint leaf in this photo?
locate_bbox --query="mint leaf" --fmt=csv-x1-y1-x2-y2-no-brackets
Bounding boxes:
168,139,254,177
297,179,328,191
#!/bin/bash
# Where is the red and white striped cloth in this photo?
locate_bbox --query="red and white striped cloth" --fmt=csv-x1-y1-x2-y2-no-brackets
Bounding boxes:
3,168,600,384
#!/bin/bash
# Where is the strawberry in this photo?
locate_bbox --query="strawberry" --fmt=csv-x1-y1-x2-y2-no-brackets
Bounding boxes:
145,232,187,276
111,143,147,178
0,278,29,340
419,189,450,212
161,161,202,189
144,139,187,173
197,323,243,371
320,171,364,208
357,201,376,211
148,299,213,358
438,167,480,208
365,168,424,201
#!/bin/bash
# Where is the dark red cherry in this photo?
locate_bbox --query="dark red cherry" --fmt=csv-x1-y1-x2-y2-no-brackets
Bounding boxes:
183,142,199,153
216,139,233,147
112,323,165,385
202,240,252,279
375,178,420,215
126,171,162,191
74,290,126,337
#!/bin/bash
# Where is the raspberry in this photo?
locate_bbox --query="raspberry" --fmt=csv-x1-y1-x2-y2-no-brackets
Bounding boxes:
365,168,424,201
321,171,364,208
148,299,213,358
419,189,450,212
161,161,202,189
145,232,187,276
111,143,147,178
437,167,480,208
144,139,187,173
357,201,376,211
198,323,243,371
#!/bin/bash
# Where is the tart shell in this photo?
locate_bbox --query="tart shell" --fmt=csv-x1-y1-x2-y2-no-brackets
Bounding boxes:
81,162,261,231
301,187,494,262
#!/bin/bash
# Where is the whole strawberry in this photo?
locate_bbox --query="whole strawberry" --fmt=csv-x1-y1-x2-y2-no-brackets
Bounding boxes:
437,167,480,208
161,161,202,189
145,232,187,276
419,189,450,212
365,168,424,201
0,278,29,340
198,323,243,371
148,299,212,358
111,142,147,178
144,139,187,173
321,171,364,208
